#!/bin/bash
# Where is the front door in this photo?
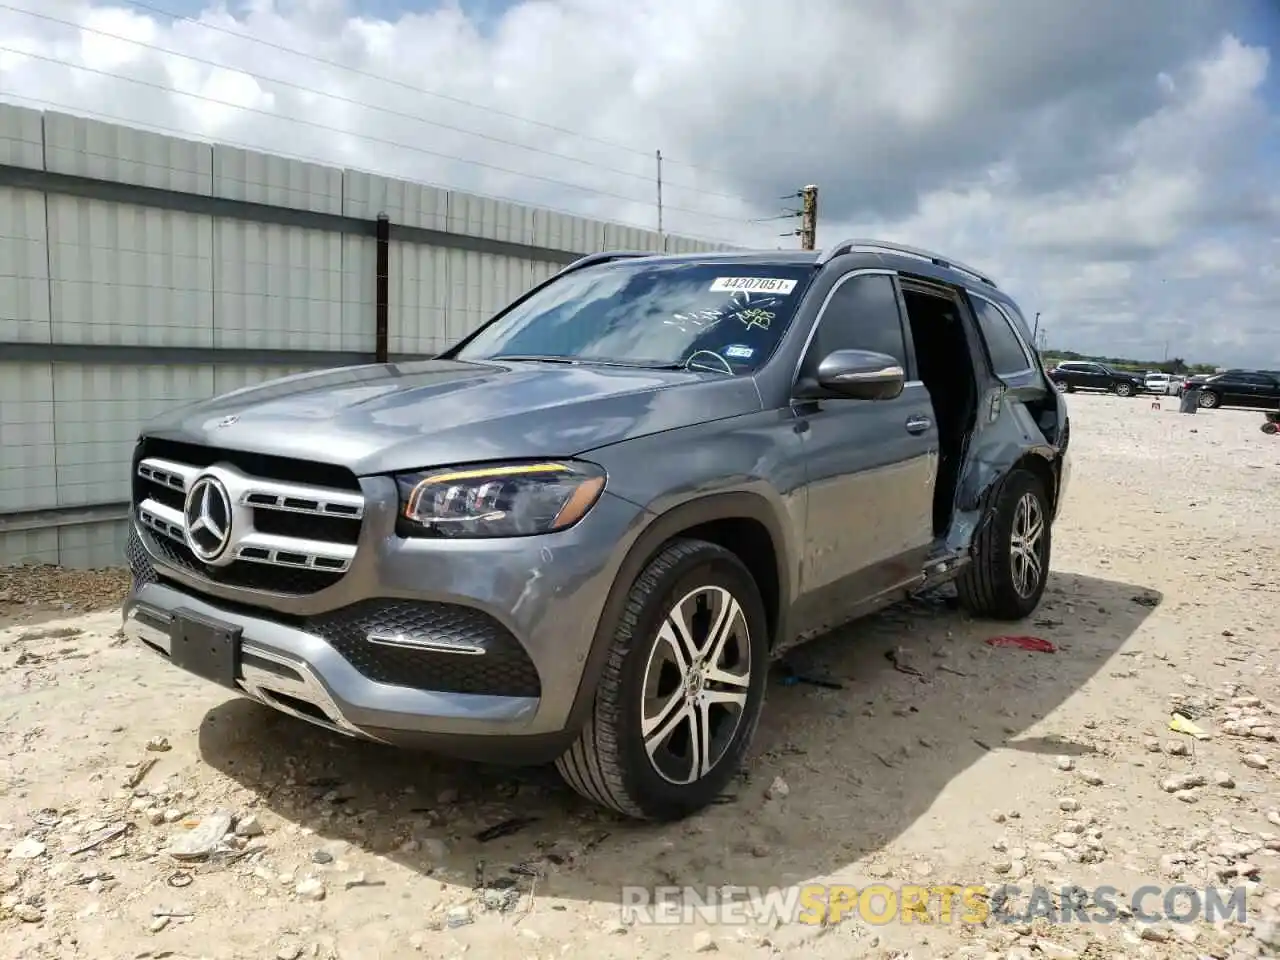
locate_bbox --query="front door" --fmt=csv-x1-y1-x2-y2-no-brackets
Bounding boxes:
1081,363,1108,389
793,271,937,634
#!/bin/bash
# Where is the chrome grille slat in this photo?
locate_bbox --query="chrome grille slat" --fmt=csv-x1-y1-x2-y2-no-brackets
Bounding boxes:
139,499,186,542
134,454,365,586
137,458,198,492
232,531,355,570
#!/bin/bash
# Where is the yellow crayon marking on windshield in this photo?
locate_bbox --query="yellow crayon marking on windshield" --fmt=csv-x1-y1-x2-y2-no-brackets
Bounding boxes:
737,309,775,331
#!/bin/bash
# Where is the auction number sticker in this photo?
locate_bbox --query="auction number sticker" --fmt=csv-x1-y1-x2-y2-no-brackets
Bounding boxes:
709,277,797,295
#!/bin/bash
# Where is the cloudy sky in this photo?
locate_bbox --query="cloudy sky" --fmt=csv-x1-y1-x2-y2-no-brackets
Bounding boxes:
0,0,1277,367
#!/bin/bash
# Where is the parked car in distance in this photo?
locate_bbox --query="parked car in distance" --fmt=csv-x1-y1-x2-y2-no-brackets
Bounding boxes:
120,238,1071,822
1193,370,1280,410
1178,374,1211,395
1048,360,1146,397
1144,372,1177,396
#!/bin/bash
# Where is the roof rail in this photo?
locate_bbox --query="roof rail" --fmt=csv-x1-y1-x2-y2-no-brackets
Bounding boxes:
818,238,997,288
557,250,657,274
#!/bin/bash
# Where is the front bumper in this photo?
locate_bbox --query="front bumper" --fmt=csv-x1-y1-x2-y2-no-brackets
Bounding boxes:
123,485,648,763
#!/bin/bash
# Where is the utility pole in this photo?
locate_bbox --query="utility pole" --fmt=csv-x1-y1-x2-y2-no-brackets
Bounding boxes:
799,184,818,251
1033,312,1041,341
655,150,664,245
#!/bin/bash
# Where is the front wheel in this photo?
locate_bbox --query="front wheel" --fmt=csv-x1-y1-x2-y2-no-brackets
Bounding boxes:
1114,382,1134,397
956,467,1051,620
1262,421,1279,435
1198,390,1220,409
556,539,769,821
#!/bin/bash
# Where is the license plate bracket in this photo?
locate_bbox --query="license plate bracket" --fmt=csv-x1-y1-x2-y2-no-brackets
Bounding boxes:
169,608,242,690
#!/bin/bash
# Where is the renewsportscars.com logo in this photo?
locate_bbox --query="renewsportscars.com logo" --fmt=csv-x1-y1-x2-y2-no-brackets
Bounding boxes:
619,883,1250,926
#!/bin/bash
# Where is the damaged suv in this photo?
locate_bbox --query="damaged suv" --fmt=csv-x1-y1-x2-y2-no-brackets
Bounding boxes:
124,239,1070,821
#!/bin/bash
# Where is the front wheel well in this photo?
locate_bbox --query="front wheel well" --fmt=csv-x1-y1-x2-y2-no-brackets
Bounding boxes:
664,517,781,649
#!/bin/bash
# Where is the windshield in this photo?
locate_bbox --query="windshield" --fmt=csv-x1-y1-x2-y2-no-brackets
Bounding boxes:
452,260,816,374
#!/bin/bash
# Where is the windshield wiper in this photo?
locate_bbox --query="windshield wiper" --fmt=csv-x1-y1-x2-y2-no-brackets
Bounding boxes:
490,355,726,373
490,354,580,364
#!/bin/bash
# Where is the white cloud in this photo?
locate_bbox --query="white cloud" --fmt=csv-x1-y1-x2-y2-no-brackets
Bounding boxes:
0,0,1276,366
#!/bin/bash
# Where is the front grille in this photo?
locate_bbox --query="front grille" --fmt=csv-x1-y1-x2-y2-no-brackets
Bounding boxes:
308,600,541,698
132,437,366,596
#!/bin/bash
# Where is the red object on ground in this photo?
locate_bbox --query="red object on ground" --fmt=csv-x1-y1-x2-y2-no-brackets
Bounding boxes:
985,635,1056,653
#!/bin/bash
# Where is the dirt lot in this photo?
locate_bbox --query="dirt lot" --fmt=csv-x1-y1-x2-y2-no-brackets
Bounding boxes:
2,391,1279,960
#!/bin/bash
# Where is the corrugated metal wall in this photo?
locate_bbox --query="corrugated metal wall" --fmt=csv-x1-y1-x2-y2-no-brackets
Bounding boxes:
0,103,736,568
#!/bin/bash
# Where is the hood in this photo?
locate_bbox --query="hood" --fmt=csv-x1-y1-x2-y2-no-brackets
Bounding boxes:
142,359,762,475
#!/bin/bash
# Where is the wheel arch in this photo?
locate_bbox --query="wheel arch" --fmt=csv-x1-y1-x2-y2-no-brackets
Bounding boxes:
561,491,793,737
1015,449,1060,515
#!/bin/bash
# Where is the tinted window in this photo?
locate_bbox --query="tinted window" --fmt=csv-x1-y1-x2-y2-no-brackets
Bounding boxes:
971,299,1031,374
454,261,815,373
807,274,906,371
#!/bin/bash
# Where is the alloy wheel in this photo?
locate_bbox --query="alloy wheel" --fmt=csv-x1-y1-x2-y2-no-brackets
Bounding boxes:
1009,491,1045,599
640,585,752,785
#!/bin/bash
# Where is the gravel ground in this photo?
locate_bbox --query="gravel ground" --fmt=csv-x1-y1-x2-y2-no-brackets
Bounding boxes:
2,391,1279,960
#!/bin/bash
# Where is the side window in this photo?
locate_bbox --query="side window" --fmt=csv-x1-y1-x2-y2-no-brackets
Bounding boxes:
971,299,1032,375
808,274,907,371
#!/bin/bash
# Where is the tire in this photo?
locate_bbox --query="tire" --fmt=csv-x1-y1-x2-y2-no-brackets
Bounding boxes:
555,539,769,821
955,467,1051,621
1114,382,1134,397
1198,390,1220,409
1262,421,1278,435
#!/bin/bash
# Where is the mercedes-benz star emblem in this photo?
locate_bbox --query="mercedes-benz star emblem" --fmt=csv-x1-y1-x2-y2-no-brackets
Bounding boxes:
184,475,233,562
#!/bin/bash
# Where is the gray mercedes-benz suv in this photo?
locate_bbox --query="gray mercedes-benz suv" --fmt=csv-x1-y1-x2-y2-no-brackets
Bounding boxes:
123,239,1071,821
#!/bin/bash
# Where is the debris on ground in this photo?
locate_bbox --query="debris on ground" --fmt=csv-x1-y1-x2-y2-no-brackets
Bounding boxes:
985,635,1056,653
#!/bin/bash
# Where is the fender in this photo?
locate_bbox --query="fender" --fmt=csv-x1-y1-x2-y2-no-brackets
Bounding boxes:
561,491,795,736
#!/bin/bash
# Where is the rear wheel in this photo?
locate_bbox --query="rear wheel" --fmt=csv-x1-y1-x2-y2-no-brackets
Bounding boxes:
1199,390,1220,409
1262,421,1278,435
556,539,769,821
956,467,1051,620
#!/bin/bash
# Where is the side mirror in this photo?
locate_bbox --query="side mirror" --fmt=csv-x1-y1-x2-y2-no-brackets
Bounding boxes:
809,349,905,400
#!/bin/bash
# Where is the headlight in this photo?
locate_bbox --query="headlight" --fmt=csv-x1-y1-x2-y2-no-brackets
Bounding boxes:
395,460,606,538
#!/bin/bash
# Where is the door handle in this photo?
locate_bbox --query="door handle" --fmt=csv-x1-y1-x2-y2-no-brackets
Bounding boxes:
905,415,932,434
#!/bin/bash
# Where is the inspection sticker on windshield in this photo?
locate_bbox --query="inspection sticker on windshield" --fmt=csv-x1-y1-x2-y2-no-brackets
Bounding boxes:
710,276,797,295
724,344,754,359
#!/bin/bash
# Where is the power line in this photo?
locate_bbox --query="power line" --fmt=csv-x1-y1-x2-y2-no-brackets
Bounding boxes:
0,2,760,210
111,0,778,189
771,186,817,248
0,91,749,248
0,43,764,230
